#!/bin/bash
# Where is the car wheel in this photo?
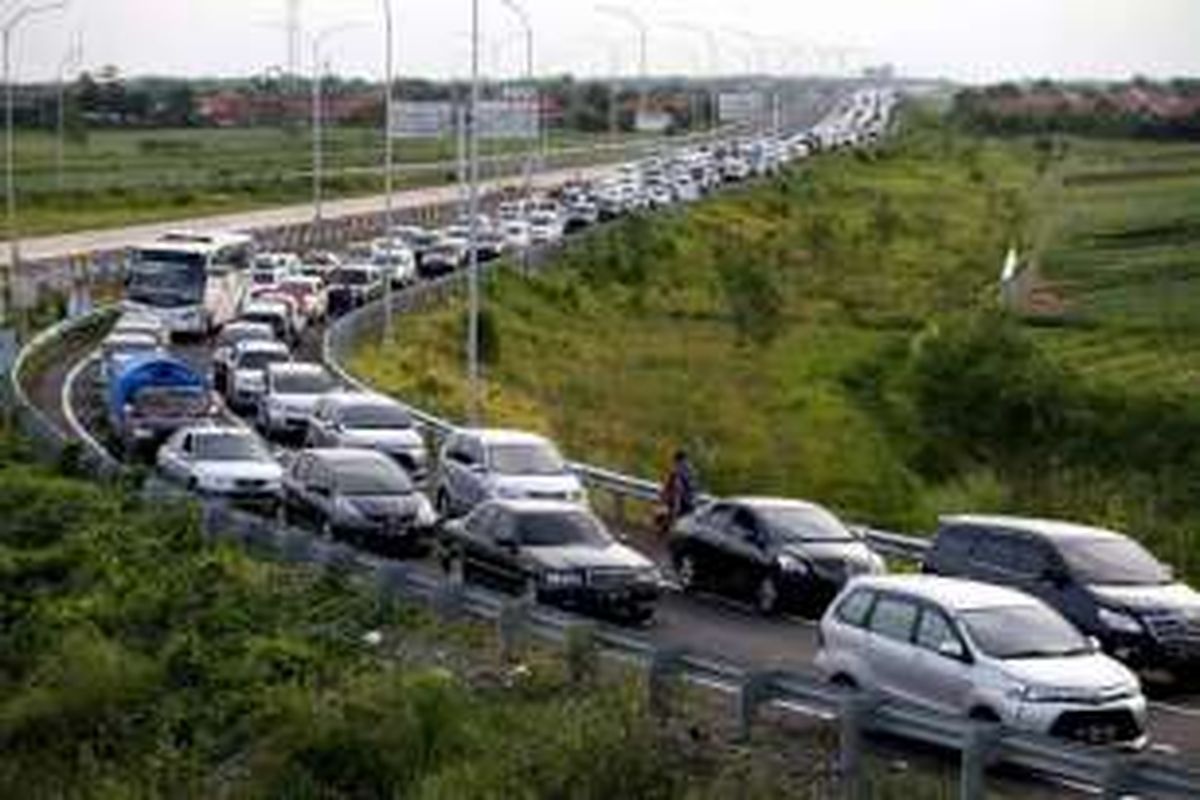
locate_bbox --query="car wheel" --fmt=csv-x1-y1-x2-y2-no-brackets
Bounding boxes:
755,575,780,616
830,673,859,691
676,553,699,593
968,706,1001,724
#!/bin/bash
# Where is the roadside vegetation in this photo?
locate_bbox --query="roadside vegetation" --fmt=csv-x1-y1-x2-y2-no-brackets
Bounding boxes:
352,105,1200,584
0,426,981,798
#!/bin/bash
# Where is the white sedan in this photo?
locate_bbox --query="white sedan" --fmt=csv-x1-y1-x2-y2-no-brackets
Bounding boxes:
157,425,283,501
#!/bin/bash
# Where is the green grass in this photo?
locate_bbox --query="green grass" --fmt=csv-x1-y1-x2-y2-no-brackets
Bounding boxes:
11,126,658,236
352,112,1038,532
5,431,903,798
351,111,1200,583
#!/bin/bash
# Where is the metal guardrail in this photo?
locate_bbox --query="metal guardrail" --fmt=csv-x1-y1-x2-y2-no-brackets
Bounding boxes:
322,279,933,562
187,490,1200,799
7,305,118,469
15,97,1200,797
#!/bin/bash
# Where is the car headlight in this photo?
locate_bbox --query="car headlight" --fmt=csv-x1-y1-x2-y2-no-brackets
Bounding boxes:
566,488,588,504
199,473,233,491
495,484,525,499
334,498,366,521
1098,607,1143,635
776,553,810,574
414,495,437,527
541,569,584,588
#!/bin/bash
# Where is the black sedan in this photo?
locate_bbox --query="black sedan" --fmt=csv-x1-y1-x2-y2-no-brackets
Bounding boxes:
281,448,437,554
439,499,661,623
668,497,886,616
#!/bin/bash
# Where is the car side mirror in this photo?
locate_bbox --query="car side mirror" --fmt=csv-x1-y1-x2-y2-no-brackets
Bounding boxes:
1042,566,1069,587
938,639,968,661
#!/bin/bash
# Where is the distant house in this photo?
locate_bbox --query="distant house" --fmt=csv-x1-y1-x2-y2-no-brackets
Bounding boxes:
197,90,380,127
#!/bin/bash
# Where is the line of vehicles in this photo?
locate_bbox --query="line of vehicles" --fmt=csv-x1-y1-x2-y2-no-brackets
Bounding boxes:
84,87,1200,751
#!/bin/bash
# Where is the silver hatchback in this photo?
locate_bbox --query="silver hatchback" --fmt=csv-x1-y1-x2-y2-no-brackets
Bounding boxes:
815,575,1147,747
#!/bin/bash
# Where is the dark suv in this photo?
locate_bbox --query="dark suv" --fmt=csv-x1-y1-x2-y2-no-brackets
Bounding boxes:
923,514,1200,678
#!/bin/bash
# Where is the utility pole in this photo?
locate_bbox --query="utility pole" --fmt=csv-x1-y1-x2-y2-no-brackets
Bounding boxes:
3,0,69,310
466,0,482,425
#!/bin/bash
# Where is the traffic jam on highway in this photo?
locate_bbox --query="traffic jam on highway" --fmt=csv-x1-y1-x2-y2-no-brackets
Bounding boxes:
87,87,1200,755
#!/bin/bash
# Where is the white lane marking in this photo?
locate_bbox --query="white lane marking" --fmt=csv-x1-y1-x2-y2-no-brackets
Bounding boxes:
61,350,115,462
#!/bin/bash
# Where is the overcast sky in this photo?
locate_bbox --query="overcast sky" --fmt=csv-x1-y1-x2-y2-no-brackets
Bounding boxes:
12,0,1200,84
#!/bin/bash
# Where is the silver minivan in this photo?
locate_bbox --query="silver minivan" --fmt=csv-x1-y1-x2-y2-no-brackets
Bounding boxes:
815,575,1147,747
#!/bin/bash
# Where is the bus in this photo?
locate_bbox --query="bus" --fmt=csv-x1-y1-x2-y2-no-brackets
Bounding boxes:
123,231,254,337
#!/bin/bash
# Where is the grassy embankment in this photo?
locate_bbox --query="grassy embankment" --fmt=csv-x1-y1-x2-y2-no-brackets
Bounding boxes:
351,110,1200,583
7,430,963,798
13,126,644,236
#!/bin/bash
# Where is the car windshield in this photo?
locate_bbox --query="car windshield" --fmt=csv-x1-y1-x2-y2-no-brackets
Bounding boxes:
960,604,1091,659
488,442,565,475
330,269,372,286
127,250,205,306
514,510,613,548
756,504,856,542
334,458,412,495
131,386,207,418
273,370,335,394
237,350,288,371
342,403,413,429
1058,537,1172,586
219,325,273,347
193,433,268,461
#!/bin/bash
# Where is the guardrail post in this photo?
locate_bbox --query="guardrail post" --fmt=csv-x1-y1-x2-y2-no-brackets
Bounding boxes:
959,722,998,800
735,670,776,742
376,562,411,601
646,646,685,719
612,491,627,530
432,579,465,620
496,597,532,662
1101,754,1135,800
564,620,598,685
838,693,876,800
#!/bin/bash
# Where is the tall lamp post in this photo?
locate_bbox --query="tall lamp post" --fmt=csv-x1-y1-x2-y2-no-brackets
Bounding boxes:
596,4,647,131
498,0,535,213
55,31,81,191
465,0,482,425
381,0,396,338
665,22,718,134
309,22,362,231
3,0,69,305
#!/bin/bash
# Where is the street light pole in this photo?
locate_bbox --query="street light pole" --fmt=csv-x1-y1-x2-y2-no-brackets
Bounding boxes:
308,23,362,233
381,0,395,338
466,0,482,425
666,22,718,135
55,32,81,191
3,0,68,306
596,4,648,129
499,0,534,215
